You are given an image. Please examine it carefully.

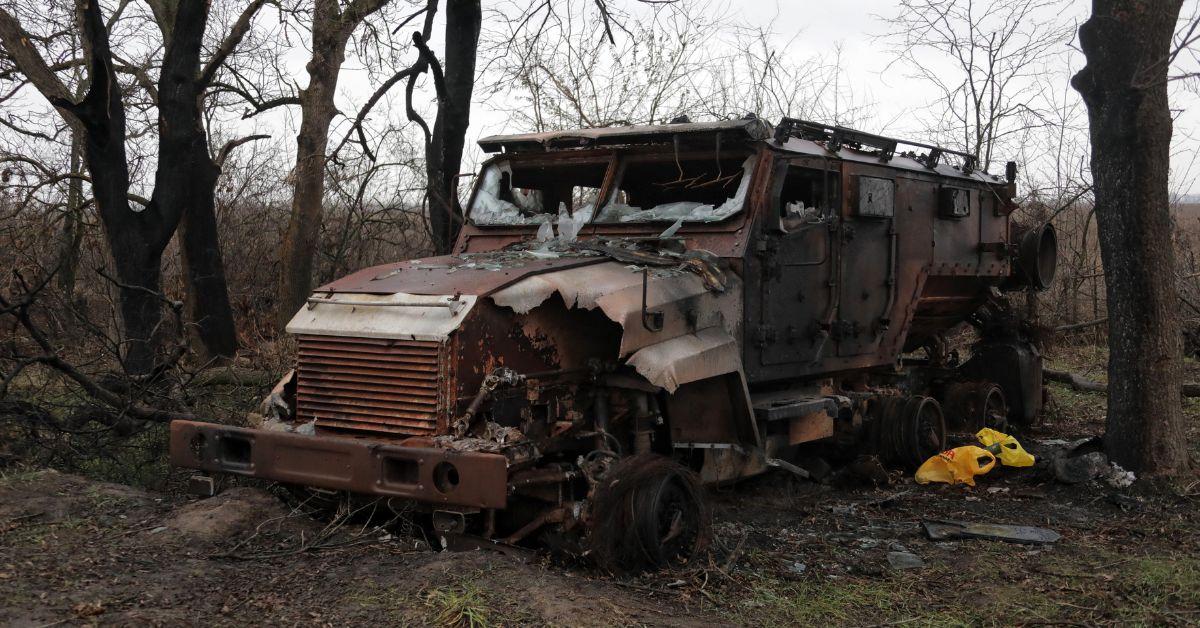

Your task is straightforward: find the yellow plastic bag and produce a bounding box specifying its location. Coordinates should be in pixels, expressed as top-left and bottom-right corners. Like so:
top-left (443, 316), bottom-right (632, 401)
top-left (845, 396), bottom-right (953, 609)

top-left (915, 446), bottom-right (997, 486)
top-left (976, 428), bottom-right (1035, 467)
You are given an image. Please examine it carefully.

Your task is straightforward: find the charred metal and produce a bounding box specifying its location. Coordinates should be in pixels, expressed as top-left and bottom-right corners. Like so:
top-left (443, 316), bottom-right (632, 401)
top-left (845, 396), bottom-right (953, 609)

top-left (169, 117), bottom-right (1057, 570)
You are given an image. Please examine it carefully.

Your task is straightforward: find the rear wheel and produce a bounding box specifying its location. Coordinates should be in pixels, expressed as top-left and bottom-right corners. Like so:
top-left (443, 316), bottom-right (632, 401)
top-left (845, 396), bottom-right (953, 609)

top-left (633, 468), bottom-right (705, 568)
top-left (873, 395), bottom-right (946, 469)
top-left (589, 454), bottom-right (709, 572)
top-left (943, 382), bottom-right (1009, 434)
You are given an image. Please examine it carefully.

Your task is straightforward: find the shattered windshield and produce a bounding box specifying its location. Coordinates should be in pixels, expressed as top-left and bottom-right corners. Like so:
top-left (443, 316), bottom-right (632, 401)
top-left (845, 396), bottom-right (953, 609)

top-left (468, 153), bottom-right (754, 227)
top-left (594, 154), bottom-right (754, 224)
top-left (468, 159), bottom-right (608, 226)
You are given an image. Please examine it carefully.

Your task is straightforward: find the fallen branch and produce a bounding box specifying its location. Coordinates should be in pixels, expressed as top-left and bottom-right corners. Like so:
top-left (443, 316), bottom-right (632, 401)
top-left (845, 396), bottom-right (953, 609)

top-left (1045, 368), bottom-right (1200, 397)
top-left (1054, 318), bottom-right (1107, 333)
top-left (189, 367), bottom-right (276, 388)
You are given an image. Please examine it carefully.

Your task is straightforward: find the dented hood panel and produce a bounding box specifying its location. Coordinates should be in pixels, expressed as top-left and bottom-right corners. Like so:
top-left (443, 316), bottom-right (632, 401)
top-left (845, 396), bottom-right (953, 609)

top-left (491, 260), bottom-right (742, 358)
top-left (315, 253), bottom-right (607, 297)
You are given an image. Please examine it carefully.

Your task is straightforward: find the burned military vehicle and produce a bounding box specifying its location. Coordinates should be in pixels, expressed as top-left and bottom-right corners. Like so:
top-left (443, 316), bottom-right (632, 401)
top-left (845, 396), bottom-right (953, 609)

top-left (171, 118), bottom-right (1056, 569)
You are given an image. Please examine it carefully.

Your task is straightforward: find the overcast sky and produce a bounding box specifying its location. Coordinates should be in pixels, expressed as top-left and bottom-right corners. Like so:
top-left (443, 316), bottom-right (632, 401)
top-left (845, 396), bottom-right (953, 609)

top-left (448, 0), bottom-right (1200, 197)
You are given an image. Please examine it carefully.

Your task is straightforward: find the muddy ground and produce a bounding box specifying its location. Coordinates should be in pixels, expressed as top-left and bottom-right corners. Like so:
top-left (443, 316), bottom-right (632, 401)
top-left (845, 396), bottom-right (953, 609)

top-left (3, 345), bottom-right (1200, 627)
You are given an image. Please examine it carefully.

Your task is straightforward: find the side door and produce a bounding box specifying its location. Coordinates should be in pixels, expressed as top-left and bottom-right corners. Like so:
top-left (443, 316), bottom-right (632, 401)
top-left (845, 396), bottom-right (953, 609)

top-left (754, 156), bottom-right (842, 368)
top-left (836, 167), bottom-right (899, 357)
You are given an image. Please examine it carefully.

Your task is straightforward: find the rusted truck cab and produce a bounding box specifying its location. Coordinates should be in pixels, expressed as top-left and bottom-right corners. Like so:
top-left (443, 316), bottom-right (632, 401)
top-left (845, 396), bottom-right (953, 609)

top-left (171, 118), bottom-right (1055, 568)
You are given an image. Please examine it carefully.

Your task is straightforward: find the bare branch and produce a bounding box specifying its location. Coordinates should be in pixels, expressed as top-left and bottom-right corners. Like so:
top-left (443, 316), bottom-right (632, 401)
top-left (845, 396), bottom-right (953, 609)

top-left (199, 0), bottom-right (270, 88)
top-left (214, 133), bottom-right (270, 168)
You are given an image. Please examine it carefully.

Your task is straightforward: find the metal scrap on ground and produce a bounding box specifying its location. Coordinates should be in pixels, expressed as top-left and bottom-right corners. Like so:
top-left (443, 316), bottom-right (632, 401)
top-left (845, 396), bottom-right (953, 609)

top-left (922, 519), bottom-right (1061, 544)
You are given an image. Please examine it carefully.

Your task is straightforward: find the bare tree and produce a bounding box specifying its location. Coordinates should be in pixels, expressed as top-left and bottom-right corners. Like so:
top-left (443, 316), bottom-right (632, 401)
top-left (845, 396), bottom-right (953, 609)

top-left (0, 0), bottom-right (269, 370)
top-left (419, 0), bottom-right (481, 255)
top-left (0, 0), bottom-right (161, 373)
top-left (485, 2), bottom-right (872, 134)
top-left (1071, 0), bottom-right (1190, 474)
top-left (148, 0), bottom-right (269, 362)
top-left (273, 0), bottom-right (394, 328)
top-left (879, 0), bottom-right (1074, 171)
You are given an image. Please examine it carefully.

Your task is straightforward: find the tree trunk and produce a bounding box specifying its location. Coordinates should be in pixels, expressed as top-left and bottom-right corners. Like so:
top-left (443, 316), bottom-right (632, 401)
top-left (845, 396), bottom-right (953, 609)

top-left (1071, 0), bottom-right (1188, 474)
top-left (69, 0), bottom-right (170, 375)
top-left (276, 0), bottom-right (389, 328)
top-left (426, 0), bottom-right (481, 255)
top-left (152, 0), bottom-right (238, 361)
top-left (58, 130), bottom-right (85, 296)
top-left (276, 49), bottom-right (342, 328)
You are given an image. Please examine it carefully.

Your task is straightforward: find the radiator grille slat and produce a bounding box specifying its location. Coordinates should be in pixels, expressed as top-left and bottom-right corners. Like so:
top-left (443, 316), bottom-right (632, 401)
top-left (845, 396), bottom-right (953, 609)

top-left (295, 335), bottom-right (443, 437)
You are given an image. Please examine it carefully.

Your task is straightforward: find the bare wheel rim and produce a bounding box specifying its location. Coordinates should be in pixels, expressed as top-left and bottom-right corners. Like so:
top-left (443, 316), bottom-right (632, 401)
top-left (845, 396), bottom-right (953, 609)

top-left (634, 472), bottom-right (702, 568)
top-left (982, 386), bottom-right (1009, 432)
top-left (905, 397), bottom-right (946, 469)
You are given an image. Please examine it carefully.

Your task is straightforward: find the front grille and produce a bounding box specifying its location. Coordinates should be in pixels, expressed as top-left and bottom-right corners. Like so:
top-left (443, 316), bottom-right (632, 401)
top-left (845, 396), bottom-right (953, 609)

top-left (295, 335), bottom-right (443, 437)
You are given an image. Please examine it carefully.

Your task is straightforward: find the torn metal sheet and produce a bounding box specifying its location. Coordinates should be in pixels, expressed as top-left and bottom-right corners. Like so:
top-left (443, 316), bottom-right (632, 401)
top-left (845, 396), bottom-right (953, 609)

top-left (285, 292), bottom-right (478, 342)
top-left (626, 327), bottom-right (741, 393)
top-left (922, 519), bottom-right (1061, 545)
top-left (490, 260), bottom-right (741, 357)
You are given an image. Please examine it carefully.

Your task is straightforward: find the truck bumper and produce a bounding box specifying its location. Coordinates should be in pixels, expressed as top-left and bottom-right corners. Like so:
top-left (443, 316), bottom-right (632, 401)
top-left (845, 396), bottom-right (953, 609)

top-left (169, 420), bottom-right (508, 509)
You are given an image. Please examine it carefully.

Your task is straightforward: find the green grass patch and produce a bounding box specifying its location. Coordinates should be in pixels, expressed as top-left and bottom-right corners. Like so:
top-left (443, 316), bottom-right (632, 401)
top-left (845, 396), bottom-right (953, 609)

top-left (724, 572), bottom-right (918, 626)
top-left (1112, 556), bottom-right (1200, 623)
top-left (424, 581), bottom-right (492, 628)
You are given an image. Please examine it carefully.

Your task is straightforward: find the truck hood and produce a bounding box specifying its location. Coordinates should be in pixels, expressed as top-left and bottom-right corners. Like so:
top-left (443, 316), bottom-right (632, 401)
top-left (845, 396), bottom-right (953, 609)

top-left (290, 243), bottom-right (744, 392)
top-left (313, 251), bottom-right (609, 298)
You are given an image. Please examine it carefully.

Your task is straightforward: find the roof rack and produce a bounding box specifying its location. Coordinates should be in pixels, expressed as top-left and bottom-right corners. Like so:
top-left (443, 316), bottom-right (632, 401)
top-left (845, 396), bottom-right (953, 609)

top-left (773, 118), bottom-right (979, 174)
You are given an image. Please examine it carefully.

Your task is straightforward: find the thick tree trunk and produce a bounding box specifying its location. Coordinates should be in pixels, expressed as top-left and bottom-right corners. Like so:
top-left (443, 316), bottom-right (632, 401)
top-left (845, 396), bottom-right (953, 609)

top-left (70, 0), bottom-right (170, 375)
top-left (276, 0), bottom-right (388, 327)
top-left (426, 0), bottom-right (481, 254)
top-left (1071, 0), bottom-right (1188, 474)
top-left (152, 0), bottom-right (238, 361)
top-left (276, 53), bottom-right (341, 329)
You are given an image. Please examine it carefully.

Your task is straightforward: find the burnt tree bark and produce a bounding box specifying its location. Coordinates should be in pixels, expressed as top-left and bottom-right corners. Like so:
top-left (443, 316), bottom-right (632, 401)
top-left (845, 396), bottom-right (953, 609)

top-left (424, 0), bottom-right (481, 254)
top-left (0, 0), bottom-right (167, 374)
top-left (1, 0), bottom-right (264, 371)
top-left (275, 0), bottom-right (390, 328)
top-left (147, 0), bottom-right (254, 362)
top-left (1071, 0), bottom-right (1189, 474)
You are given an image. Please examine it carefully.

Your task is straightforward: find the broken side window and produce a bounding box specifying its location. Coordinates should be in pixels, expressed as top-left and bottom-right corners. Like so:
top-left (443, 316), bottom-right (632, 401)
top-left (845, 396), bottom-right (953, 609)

top-left (468, 159), bottom-right (609, 226)
top-left (593, 154), bottom-right (755, 224)
top-left (779, 165), bottom-right (840, 230)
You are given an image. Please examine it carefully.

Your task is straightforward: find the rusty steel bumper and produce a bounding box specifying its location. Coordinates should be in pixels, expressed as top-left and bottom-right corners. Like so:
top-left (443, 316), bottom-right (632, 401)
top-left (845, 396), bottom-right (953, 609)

top-left (169, 420), bottom-right (508, 509)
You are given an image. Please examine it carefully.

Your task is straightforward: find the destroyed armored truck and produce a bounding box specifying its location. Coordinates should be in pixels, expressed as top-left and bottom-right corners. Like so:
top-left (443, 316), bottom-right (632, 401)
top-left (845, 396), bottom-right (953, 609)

top-left (170, 118), bottom-right (1057, 568)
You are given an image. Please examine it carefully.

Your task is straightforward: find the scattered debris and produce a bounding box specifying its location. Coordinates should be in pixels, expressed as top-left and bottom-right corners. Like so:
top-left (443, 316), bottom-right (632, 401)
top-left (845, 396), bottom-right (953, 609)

top-left (1104, 463), bottom-right (1136, 488)
top-left (922, 519), bottom-right (1061, 545)
top-left (1106, 493), bottom-right (1142, 511)
top-left (1054, 451), bottom-right (1109, 484)
top-left (886, 551), bottom-right (925, 570)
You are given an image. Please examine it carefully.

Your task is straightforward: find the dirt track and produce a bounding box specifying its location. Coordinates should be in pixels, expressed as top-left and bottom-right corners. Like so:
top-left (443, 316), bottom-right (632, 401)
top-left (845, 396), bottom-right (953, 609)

top-left (4, 436), bottom-right (1200, 627)
top-left (4, 346), bottom-right (1200, 626)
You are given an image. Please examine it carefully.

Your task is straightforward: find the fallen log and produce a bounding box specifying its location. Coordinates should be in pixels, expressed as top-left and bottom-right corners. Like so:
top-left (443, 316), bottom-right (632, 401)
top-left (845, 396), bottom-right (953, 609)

top-left (1054, 318), bottom-right (1107, 333)
top-left (189, 367), bottom-right (277, 388)
top-left (1044, 368), bottom-right (1200, 397)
